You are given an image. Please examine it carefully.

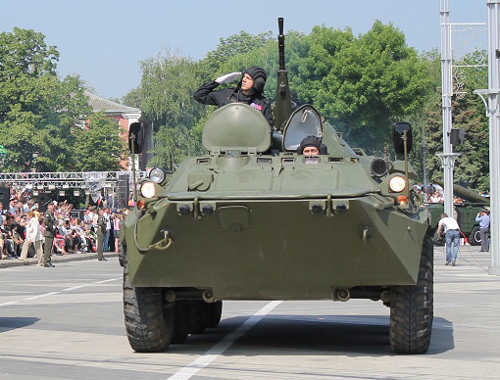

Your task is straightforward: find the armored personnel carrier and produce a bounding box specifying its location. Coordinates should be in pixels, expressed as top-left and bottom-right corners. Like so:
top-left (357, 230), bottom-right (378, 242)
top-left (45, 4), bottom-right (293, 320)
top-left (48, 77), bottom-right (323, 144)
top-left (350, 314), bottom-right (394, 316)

top-left (121, 19), bottom-right (433, 355)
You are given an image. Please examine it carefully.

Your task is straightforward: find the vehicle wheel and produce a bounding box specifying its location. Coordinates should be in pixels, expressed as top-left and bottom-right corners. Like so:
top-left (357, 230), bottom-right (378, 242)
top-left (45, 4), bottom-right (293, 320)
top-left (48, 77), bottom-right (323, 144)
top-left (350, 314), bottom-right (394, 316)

top-left (204, 301), bottom-right (223, 328)
top-left (118, 243), bottom-right (126, 267)
top-left (469, 226), bottom-right (481, 246)
top-left (171, 301), bottom-right (189, 344)
top-left (189, 301), bottom-right (207, 334)
top-left (123, 257), bottom-right (173, 352)
top-left (390, 231), bottom-right (433, 354)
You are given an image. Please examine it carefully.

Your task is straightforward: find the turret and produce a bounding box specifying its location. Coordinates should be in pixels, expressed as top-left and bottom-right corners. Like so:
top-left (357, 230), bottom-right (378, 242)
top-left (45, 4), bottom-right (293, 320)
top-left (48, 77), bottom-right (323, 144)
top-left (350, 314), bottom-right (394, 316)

top-left (274, 18), bottom-right (292, 131)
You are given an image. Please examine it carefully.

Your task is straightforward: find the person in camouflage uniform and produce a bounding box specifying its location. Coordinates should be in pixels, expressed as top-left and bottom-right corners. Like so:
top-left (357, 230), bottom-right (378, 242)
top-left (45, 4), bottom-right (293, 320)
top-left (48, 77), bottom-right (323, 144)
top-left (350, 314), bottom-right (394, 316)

top-left (42, 202), bottom-right (56, 267)
top-left (96, 208), bottom-right (107, 261)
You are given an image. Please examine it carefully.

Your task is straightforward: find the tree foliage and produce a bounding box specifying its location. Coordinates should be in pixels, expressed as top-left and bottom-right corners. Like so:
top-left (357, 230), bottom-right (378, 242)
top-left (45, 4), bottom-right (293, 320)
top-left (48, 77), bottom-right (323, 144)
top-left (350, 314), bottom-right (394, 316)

top-left (287, 22), bottom-right (432, 152)
top-left (0, 28), bottom-right (91, 171)
top-left (416, 50), bottom-right (489, 191)
top-left (72, 112), bottom-right (126, 171)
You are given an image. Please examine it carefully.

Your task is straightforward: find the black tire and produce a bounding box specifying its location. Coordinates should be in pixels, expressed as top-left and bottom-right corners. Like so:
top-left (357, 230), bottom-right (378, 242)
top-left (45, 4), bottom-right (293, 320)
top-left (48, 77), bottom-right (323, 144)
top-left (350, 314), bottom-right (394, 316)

top-left (189, 301), bottom-right (207, 334)
top-left (204, 301), bottom-right (223, 328)
top-left (123, 256), bottom-right (173, 352)
top-left (390, 231), bottom-right (433, 354)
top-left (469, 226), bottom-right (481, 246)
top-left (118, 243), bottom-right (126, 267)
top-left (171, 301), bottom-right (189, 344)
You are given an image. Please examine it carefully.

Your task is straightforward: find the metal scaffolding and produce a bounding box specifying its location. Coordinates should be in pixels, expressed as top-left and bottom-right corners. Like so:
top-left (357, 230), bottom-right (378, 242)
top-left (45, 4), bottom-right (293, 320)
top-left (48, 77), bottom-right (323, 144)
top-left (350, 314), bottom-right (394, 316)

top-left (0, 171), bottom-right (147, 193)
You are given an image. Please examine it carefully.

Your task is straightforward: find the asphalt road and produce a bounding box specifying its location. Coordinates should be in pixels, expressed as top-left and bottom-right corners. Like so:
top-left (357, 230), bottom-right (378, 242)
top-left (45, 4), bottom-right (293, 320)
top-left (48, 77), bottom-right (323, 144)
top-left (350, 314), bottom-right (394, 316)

top-left (0, 245), bottom-right (499, 380)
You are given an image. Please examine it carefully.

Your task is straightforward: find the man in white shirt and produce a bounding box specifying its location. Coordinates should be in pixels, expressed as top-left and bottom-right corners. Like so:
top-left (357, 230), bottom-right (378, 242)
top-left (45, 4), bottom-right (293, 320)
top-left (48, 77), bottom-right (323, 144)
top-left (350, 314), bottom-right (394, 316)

top-left (437, 213), bottom-right (461, 266)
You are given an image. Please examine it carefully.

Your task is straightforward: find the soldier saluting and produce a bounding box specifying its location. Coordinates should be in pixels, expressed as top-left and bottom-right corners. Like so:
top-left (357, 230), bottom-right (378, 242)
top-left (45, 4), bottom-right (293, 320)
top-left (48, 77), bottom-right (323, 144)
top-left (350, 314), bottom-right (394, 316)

top-left (42, 201), bottom-right (56, 267)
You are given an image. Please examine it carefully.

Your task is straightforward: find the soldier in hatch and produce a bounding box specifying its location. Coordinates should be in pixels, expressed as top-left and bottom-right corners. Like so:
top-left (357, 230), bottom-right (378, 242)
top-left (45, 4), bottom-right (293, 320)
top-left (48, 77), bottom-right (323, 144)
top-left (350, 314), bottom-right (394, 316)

top-left (297, 135), bottom-right (328, 155)
top-left (193, 66), bottom-right (273, 126)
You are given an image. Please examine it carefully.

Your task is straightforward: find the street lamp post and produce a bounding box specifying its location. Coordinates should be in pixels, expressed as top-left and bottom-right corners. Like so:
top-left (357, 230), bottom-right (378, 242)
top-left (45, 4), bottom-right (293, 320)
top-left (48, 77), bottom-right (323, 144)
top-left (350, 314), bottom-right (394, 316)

top-left (440, 0), bottom-right (456, 217)
top-left (474, 0), bottom-right (500, 275)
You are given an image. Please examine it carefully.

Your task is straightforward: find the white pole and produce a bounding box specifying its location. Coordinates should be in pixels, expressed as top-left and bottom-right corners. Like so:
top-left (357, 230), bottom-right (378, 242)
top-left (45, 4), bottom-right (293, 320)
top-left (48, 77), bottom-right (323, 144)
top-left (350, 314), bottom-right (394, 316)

top-left (487, 0), bottom-right (500, 275)
top-left (440, 0), bottom-right (456, 217)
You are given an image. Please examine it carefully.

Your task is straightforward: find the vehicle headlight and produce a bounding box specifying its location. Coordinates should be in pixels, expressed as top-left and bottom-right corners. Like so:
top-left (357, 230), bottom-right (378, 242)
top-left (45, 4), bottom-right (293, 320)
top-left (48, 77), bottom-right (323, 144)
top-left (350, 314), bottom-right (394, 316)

top-left (388, 175), bottom-right (406, 193)
top-left (149, 167), bottom-right (166, 184)
top-left (140, 182), bottom-right (156, 199)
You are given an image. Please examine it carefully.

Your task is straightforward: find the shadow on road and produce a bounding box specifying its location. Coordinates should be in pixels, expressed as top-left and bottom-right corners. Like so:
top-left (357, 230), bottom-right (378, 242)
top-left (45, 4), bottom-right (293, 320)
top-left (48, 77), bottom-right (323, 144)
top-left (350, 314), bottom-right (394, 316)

top-left (172, 314), bottom-right (454, 356)
top-left (0, 316), bottom-right (40, 333)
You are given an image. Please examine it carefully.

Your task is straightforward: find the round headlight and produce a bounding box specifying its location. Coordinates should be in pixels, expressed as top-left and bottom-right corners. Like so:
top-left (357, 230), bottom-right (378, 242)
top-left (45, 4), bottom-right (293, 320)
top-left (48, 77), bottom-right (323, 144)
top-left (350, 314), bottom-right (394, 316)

top-left (389, 175), bottom-right (407, 193)
top-left (149, 167), bottom-right (166, 184)
top-left (140, 182), bottom-right (156, 199)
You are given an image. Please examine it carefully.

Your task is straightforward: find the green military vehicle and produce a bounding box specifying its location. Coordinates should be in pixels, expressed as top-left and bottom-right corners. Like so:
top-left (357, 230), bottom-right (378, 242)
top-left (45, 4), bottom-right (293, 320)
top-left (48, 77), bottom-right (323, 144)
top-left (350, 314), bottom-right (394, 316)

top-left (120, 19), bottom-right (433, 355)
top-left (426, 182), bottom-right (490, 245)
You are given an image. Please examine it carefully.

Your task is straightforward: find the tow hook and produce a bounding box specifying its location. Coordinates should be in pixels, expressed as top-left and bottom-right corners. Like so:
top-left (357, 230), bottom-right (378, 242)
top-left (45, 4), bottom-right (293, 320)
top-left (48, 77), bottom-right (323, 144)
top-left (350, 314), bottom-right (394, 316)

top-left (149, 230), bottom-right (173, 251)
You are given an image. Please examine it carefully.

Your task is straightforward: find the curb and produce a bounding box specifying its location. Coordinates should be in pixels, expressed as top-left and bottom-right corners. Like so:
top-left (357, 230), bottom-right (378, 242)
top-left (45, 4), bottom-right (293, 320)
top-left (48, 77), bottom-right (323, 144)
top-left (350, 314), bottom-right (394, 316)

top-left (0, 252), bottom-right (119, 268)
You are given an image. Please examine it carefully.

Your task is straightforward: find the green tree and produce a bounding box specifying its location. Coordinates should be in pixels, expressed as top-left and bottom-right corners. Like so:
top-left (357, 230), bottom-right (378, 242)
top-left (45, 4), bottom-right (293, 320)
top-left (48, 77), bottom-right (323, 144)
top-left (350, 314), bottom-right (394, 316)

top-left (0, 28), bottom-right (91, 171)
top-left (202, 31), bottom-right (273, 75)
top-left (73, 112), bottom-right (126, 171)
top-left (137, 50), bottom-right (206, 165)
top-left (121, 87), bottom-right (143, 109)
top-left (287, 22), bottom-right (432, 153)
top-left (416, 50), bottom-right (489, 192)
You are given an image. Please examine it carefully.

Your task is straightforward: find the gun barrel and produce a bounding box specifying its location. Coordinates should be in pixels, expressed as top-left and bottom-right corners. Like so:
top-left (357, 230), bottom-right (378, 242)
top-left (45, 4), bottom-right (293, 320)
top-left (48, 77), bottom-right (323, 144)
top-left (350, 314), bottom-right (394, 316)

top-left (278, 17), bottom-right (285, 70)
top-left (275, 17), bottom-right (292, 130)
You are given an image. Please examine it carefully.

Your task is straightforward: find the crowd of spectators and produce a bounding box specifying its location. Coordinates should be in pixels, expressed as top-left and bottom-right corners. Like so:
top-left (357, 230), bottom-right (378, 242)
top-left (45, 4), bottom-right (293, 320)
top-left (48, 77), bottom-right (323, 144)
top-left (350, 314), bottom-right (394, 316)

top-left (0, 187), bottom-right (124, 261)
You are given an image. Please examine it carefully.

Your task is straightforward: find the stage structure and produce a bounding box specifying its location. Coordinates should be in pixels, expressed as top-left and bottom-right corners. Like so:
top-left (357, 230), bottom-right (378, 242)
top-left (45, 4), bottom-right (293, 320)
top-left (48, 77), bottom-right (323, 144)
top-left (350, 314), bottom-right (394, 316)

top-left (0, 171), bottom-right (147, 210)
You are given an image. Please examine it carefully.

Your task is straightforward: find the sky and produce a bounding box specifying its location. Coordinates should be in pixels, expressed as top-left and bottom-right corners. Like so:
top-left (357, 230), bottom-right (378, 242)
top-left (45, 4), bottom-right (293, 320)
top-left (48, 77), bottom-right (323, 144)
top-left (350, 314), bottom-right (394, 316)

top-left (0, 0), bottom-right (488, 100)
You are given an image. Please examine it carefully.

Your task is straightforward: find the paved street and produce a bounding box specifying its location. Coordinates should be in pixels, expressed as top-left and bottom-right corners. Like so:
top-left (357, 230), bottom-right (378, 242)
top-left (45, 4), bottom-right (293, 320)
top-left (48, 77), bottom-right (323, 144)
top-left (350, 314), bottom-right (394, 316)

top-left (0, 245), bottom-right (499, 380)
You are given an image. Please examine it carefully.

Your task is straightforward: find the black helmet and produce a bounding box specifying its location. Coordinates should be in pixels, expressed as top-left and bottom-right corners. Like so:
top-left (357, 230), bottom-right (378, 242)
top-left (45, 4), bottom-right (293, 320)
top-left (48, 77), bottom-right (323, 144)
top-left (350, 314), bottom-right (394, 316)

top-left (243, 66), bottom-right (267, 94)
top-left (297, 135), bottom-right (322, 154)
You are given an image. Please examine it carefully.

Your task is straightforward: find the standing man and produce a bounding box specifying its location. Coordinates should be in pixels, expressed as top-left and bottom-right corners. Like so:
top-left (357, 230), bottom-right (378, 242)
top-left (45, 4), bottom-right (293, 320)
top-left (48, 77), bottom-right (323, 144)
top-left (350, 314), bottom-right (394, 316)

top-left (475, 209), bottom-right (490, 252)
top-left (437, 213), bottom-right (461, 266)
top-left (96, 208), bottom-right (107, 261)
top-left (42, 202), bottom-right (56, 267)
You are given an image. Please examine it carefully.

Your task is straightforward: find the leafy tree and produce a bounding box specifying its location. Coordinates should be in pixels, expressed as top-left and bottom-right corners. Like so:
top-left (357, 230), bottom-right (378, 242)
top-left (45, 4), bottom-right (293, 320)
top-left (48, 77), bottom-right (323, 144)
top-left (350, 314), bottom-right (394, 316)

top-left (121, 87), bottom-right (143, 109)
top-left (72, 112), bottom-right (126, 171)
top-left (140, 50), bottom-right (204, 128)
top-left (419, 50), bottom-right (489, 192)
top-left (0, 28), bottom-right (91, 171)
top-left (202, 31), bottom-right (273, 75)
top-left (287, 22), bottom-right (432, 153)
top-left (135, 50), bottom-right (205, 166)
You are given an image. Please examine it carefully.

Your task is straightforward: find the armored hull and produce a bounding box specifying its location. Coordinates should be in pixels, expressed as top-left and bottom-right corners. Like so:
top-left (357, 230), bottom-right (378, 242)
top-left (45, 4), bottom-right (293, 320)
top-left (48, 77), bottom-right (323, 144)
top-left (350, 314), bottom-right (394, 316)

top-left (125, 156), bottom-right (428, 299)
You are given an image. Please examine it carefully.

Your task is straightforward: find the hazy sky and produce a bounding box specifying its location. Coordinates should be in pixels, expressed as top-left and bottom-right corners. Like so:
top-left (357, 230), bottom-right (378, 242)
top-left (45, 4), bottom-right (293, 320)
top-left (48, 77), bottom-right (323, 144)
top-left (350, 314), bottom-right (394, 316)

top-left (0, 0), bottom-right (488, 100)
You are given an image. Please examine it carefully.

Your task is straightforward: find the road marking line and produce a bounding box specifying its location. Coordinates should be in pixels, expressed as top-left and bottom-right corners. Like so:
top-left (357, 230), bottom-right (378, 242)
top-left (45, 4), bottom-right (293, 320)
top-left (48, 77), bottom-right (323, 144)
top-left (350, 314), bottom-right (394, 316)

top-left (0, 278), bottom-right (121, 307)
top-left (167, 300), bottom-right (282, 380)
top-left (94, 277), bottom-right (121, 284)
top-left (24, 292), bottom-right (60, 300)
top-left (0, 301), bottom-right (20, 307)
top-left (63, 285), bottom-right (89, 291)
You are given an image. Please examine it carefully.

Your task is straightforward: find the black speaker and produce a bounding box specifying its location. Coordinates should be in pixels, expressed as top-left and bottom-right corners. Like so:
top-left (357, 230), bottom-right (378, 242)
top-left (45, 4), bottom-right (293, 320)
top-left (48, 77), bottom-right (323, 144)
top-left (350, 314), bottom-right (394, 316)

top-left (0, 186), bottom-right (10, 210)
top-left (117, 174), bottom-right (130, 209)
top-left (450, 128), bottom-right (466, 145)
